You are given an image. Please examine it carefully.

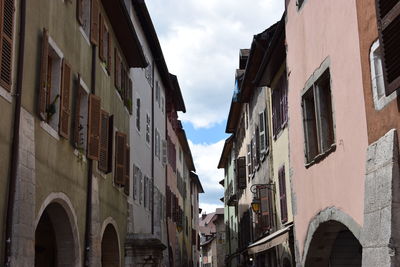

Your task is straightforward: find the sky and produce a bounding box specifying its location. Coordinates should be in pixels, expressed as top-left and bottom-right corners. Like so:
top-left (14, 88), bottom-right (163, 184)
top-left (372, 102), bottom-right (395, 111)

top-left (146, 0), bottom-right (285, 214)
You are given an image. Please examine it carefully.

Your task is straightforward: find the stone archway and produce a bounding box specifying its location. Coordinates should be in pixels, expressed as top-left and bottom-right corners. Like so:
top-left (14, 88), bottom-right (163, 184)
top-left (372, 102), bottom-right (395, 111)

top-left (35, 202), bottom-right (78, 267)
top-left (101, 224), bottom-right (120, 267)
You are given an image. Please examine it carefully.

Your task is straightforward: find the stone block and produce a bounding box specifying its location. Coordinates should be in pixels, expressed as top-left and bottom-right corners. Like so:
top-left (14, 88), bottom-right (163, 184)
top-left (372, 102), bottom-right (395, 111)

top-left (362, 247), bottom-right (391, 267)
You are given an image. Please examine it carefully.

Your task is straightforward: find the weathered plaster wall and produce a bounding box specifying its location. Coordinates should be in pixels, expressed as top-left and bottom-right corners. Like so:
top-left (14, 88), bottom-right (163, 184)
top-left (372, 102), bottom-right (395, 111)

top-left (285, 0), bottom-right (368, 259)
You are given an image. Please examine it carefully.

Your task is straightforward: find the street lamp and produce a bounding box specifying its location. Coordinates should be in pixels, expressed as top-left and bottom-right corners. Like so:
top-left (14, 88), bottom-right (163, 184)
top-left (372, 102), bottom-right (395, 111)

top-left (250, 183), bottom-right (275, 214)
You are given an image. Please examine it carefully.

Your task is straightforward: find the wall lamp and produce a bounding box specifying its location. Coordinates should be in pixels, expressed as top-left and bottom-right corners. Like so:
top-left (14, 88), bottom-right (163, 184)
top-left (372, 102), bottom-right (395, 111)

top-left (250, 183), bottom-right (275, 214)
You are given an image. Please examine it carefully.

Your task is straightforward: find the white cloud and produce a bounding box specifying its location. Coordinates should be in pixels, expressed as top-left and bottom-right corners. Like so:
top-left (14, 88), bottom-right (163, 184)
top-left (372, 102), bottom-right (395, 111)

top-left (147, 0), bottom-right (284, 129)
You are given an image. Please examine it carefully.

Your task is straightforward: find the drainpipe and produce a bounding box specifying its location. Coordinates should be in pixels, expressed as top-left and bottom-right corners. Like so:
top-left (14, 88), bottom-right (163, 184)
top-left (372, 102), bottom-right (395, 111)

top-left (151, 59), bottom-right (155, 234)
top-left (83, 44), bottom-right (97, 267)
top-left (4, 0), bottom-right (27, 265)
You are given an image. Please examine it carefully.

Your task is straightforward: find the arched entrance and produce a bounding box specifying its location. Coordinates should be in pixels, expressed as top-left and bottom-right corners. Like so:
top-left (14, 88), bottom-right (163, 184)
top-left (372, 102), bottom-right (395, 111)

top-left (101, 224), bottom-right (120, 267)
top-left (305, 220), bottom-right (362, 267)
top-left (35, 202), bottom-right (77, 267)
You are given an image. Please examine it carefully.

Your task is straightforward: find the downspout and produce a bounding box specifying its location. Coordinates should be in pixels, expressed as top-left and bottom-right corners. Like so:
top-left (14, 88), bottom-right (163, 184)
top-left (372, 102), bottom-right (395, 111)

top-left (84, 44), bottom-right (97, 267)
top-left (151, 59), bottom-right (155, 234)
top-left (4, 0), bottom-right (27, 265)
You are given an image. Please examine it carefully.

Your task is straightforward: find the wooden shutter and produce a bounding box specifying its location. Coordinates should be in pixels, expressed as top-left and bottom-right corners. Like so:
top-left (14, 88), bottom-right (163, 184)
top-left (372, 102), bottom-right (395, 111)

top-left (124, 145), bottom-right (130, 195)
top-left (98, 110), bottom-right (109, 172)
top-left (107, 115), bottom-right (114, 173)
top-left (76, 0), bottom-right (83, 25)
top-left (236, 156), bottom-right (246, 189)
top-left (0, 0), bottom-right (14, 91)
top-left (90, 0), bottom-right (99, 45)
top-left (259, 111), bottom-right (267, 154)
top-left (107, 36), bottom-right (112, 72)
top-left (59, 60), bottom-right (71, 139)
top-left (87, 94), bottom-right (101, 160)
top-left (247, 144), bottom-right (251, 179)
top-left (114, 48), bottom-right (120, 89)
top-left (99, 14), bottom-right (105, 61)
top-left (376, 0), bottom-right (400, 95)
top-left (38, 28), bottom-right (49, 120)
top-left (260, 188), bottom-right (271, 232)
top-left (279, 167), bottom-right (288, 222)
top-left (255, 127), bottom-right (260, 165)
top-left (114, 131), bottom-right (126, 185)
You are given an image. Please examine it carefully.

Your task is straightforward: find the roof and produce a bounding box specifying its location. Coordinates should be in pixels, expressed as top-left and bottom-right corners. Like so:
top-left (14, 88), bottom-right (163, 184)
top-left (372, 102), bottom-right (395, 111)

top-left (131, 0), bottom-right (174, 92)
top-left (177, 123), bottom-right (195, 171)
top-left (225, 70), bottom-right (245, 133)
top-left (217, 135), bottom-right (234, 168)
top-left (255, 14), bottom-right (286, 87)
top-left (101, 0), bottom-right (147, 67)
top-left (169, 74), bottom-right (186, 112)
top-left (190, 171), bottom-right (204, 193)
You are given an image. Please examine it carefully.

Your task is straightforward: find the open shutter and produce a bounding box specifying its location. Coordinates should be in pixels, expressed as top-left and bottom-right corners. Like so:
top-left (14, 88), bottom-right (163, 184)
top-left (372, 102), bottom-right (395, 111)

top-left (59, 60), bottom-right (71, 139)
top-left (251, 137), bottom-right (256, 173)
top-left (260, 188), bottom-right (271, 232)
top-left (279, 167), bottom-right (288, 222)
top-left (0, 0), bottom-right (14, 91)
top-left (76, 0), bottom-right (83, 25)
top-left (107, 115), bottom-right (113, 173)
top-left (38, 28), bottom-right (49, 120)
top-left (90, 0), bottom-right (99, 45)
top-left (99, 14), bottom-right (105, 61)
top-left (98, 110), bottom-right (109, 172)
top-left (259, 111), bottom-right (267, 154)
top-left (247, 144), bottom-right (251, 179)
top-left (87, 94), bottom-right (101, 160)
top-left (236, 156), bottom-right (246, 189)
top-left (376, 0), bottom-right (400, 95)
top-left (114, 131), bottom-right (126, 185)
top-left (124, 145), bottom-right (130, 195)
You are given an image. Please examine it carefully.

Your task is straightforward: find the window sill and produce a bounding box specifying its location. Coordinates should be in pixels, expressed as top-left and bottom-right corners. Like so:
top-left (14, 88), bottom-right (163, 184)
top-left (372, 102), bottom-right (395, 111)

top-left (305, 143), bottom-right (336, 169)
top-left (0, 85), bottom-right (12, 103)
top-left (40, 121), bottom-right (60, 141)
top-left (100, 62), bottom-right (110, 76)
top-left (273, 121), bottom-right (287, 141)
top-left (79, 26), bottom-right (91, 46)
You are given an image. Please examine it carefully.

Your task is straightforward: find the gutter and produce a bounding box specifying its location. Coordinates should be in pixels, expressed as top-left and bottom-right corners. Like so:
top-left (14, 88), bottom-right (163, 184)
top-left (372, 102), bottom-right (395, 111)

top-left (84, 44), bottom-right (97, 267)
top-left (4, 0), bottom-right (27, 265)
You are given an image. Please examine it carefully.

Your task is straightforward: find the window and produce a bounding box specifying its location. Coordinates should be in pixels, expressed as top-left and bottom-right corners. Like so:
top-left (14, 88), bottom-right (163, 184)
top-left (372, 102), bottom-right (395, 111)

top-left (38, 30), bottom-right (73, 138)
top-left (74, 80), bottom-right (89, 151)
top-left (77, 0), bottom-right (99, 45)
top-left (247, 144), bottom-right (252, 179)
top-left (259, 188), bottom-right (273, 232)
top-left (98, 111), bottom-right (113, 173)
top-left (146, 114), bottom-right (150, 143)
top-left (136, 98), bottom-right (141, 131)
top-left (139, 171), bottom-right (143, 204)
top-left (236, 156), bottom-right (246, 189)
top-left (155, 81), bottom-right (160, 107)
top-left (162, 139), bottom-right (167, 165)
top-left (167, 136), bottom-right (176, 171)
top-left (99, 15), bottom-right (111, 73)
top-left (370, 39), bottom-right (397, 110)
top-left (155, 129), bottom-right (160, 159)
top-left (375, 0), bottom-right (400, 96)
top-left (278, 166), bottom-right (288, 223)
top-left (114, 131), bottom-right (127, 186)
top-left (161, 97), bottom-right (165, 114)
top-left (259, 110), bottom-right (269, 155)
top-left (272, 72), bottom-right (288, 137)
top-left (144, 176), bottom-right (148, 208)
top-left (302, 68), bottom-right (334, 164)
top-left (0, 0), bottom-right (15, 91)
top-left (77, 0), bottom-right (91, 37)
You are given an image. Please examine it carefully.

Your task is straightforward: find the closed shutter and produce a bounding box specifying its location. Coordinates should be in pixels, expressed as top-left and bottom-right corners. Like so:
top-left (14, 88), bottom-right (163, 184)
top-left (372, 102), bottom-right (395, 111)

top-left (59, 60), bottom-right (71, 139)
top-left (38, 28), bottom-right (49, 120)
top-left (0, 0), bottom-right (14, 91)
top-left (236, 156), bottom-right (246, 189)
top-left (279, 167), bottom-right (288, 222)
top-left (90, 0), bottom-right (99, 45)
top-left (98, 110), bottom-right (109, 172)
top-left (376, 0), bottom-right (400, 95)
top-left (107, 115), bottom-right (113, 173)
top-left (114, 48), bottom-right (120, 89)
top-left (87, 94), bottom-right (101, 160)
top-left (124, 145), bottom-right (130, 195)
top-left (114, 131), bottom-right (126, 185)
top-left (76, 0), bottom-right (83, 25)
top-left (99, 14), bottom-right (105, 61)
top-left (260, 188), bottom-right (271, 232)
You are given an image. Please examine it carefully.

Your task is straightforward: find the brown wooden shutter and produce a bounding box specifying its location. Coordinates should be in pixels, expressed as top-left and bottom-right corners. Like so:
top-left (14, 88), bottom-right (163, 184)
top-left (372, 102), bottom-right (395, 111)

top-left (0, 0), bottom-right (14, 91)
top-left (279, 167), bottom-right (288, 222)
top-left (236, 156), bottom-right (246, 189)
top-left (260, 188), bottom-right (271, 232)
top-left (376, 0), bottom-right (400, 95)
top-left (90, 0), bottom-right (99, 45)
top-left (76, 0), bottom-right (83, 25)
top-left (99, 14), bottom-right (105, 61)
top-left (59, 60), bottom-right (71, 139)
top-left (114, 131), bottom-right (126, 185)
top-left (38, 28), bottom-right (49, 120)
top-left (114, 48), bottom-right (120, 89)
top-left (128, 78), bottom-right (133, 113)
top-left (87, 94), bottom-right (101, 160)
top-left (124, 145), bottom-right (130, 195)
top-left (107, 115), bottom-right (114, 173)
top-left (98, 110), bottom-right (109, 172)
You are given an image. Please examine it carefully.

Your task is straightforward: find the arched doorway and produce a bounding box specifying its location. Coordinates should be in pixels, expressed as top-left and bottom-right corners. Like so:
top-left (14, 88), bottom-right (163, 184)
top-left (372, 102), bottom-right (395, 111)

top-left (101, 224), bottom-right (120, 267)
top-left (305, 220), bottom-right (362, 267)
top-left (35, 202), bottom-right (77, 267)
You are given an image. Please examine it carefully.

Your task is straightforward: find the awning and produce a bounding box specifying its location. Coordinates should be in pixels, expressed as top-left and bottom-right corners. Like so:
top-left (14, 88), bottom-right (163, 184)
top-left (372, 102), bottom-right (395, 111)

top-left (247, 224), bottom-right (292, 255)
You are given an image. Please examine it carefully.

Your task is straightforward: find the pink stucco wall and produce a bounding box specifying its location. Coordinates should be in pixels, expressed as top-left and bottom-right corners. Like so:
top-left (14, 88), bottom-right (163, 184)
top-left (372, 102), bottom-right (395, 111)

top-left (285, 0), bottom-right (368, 257)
